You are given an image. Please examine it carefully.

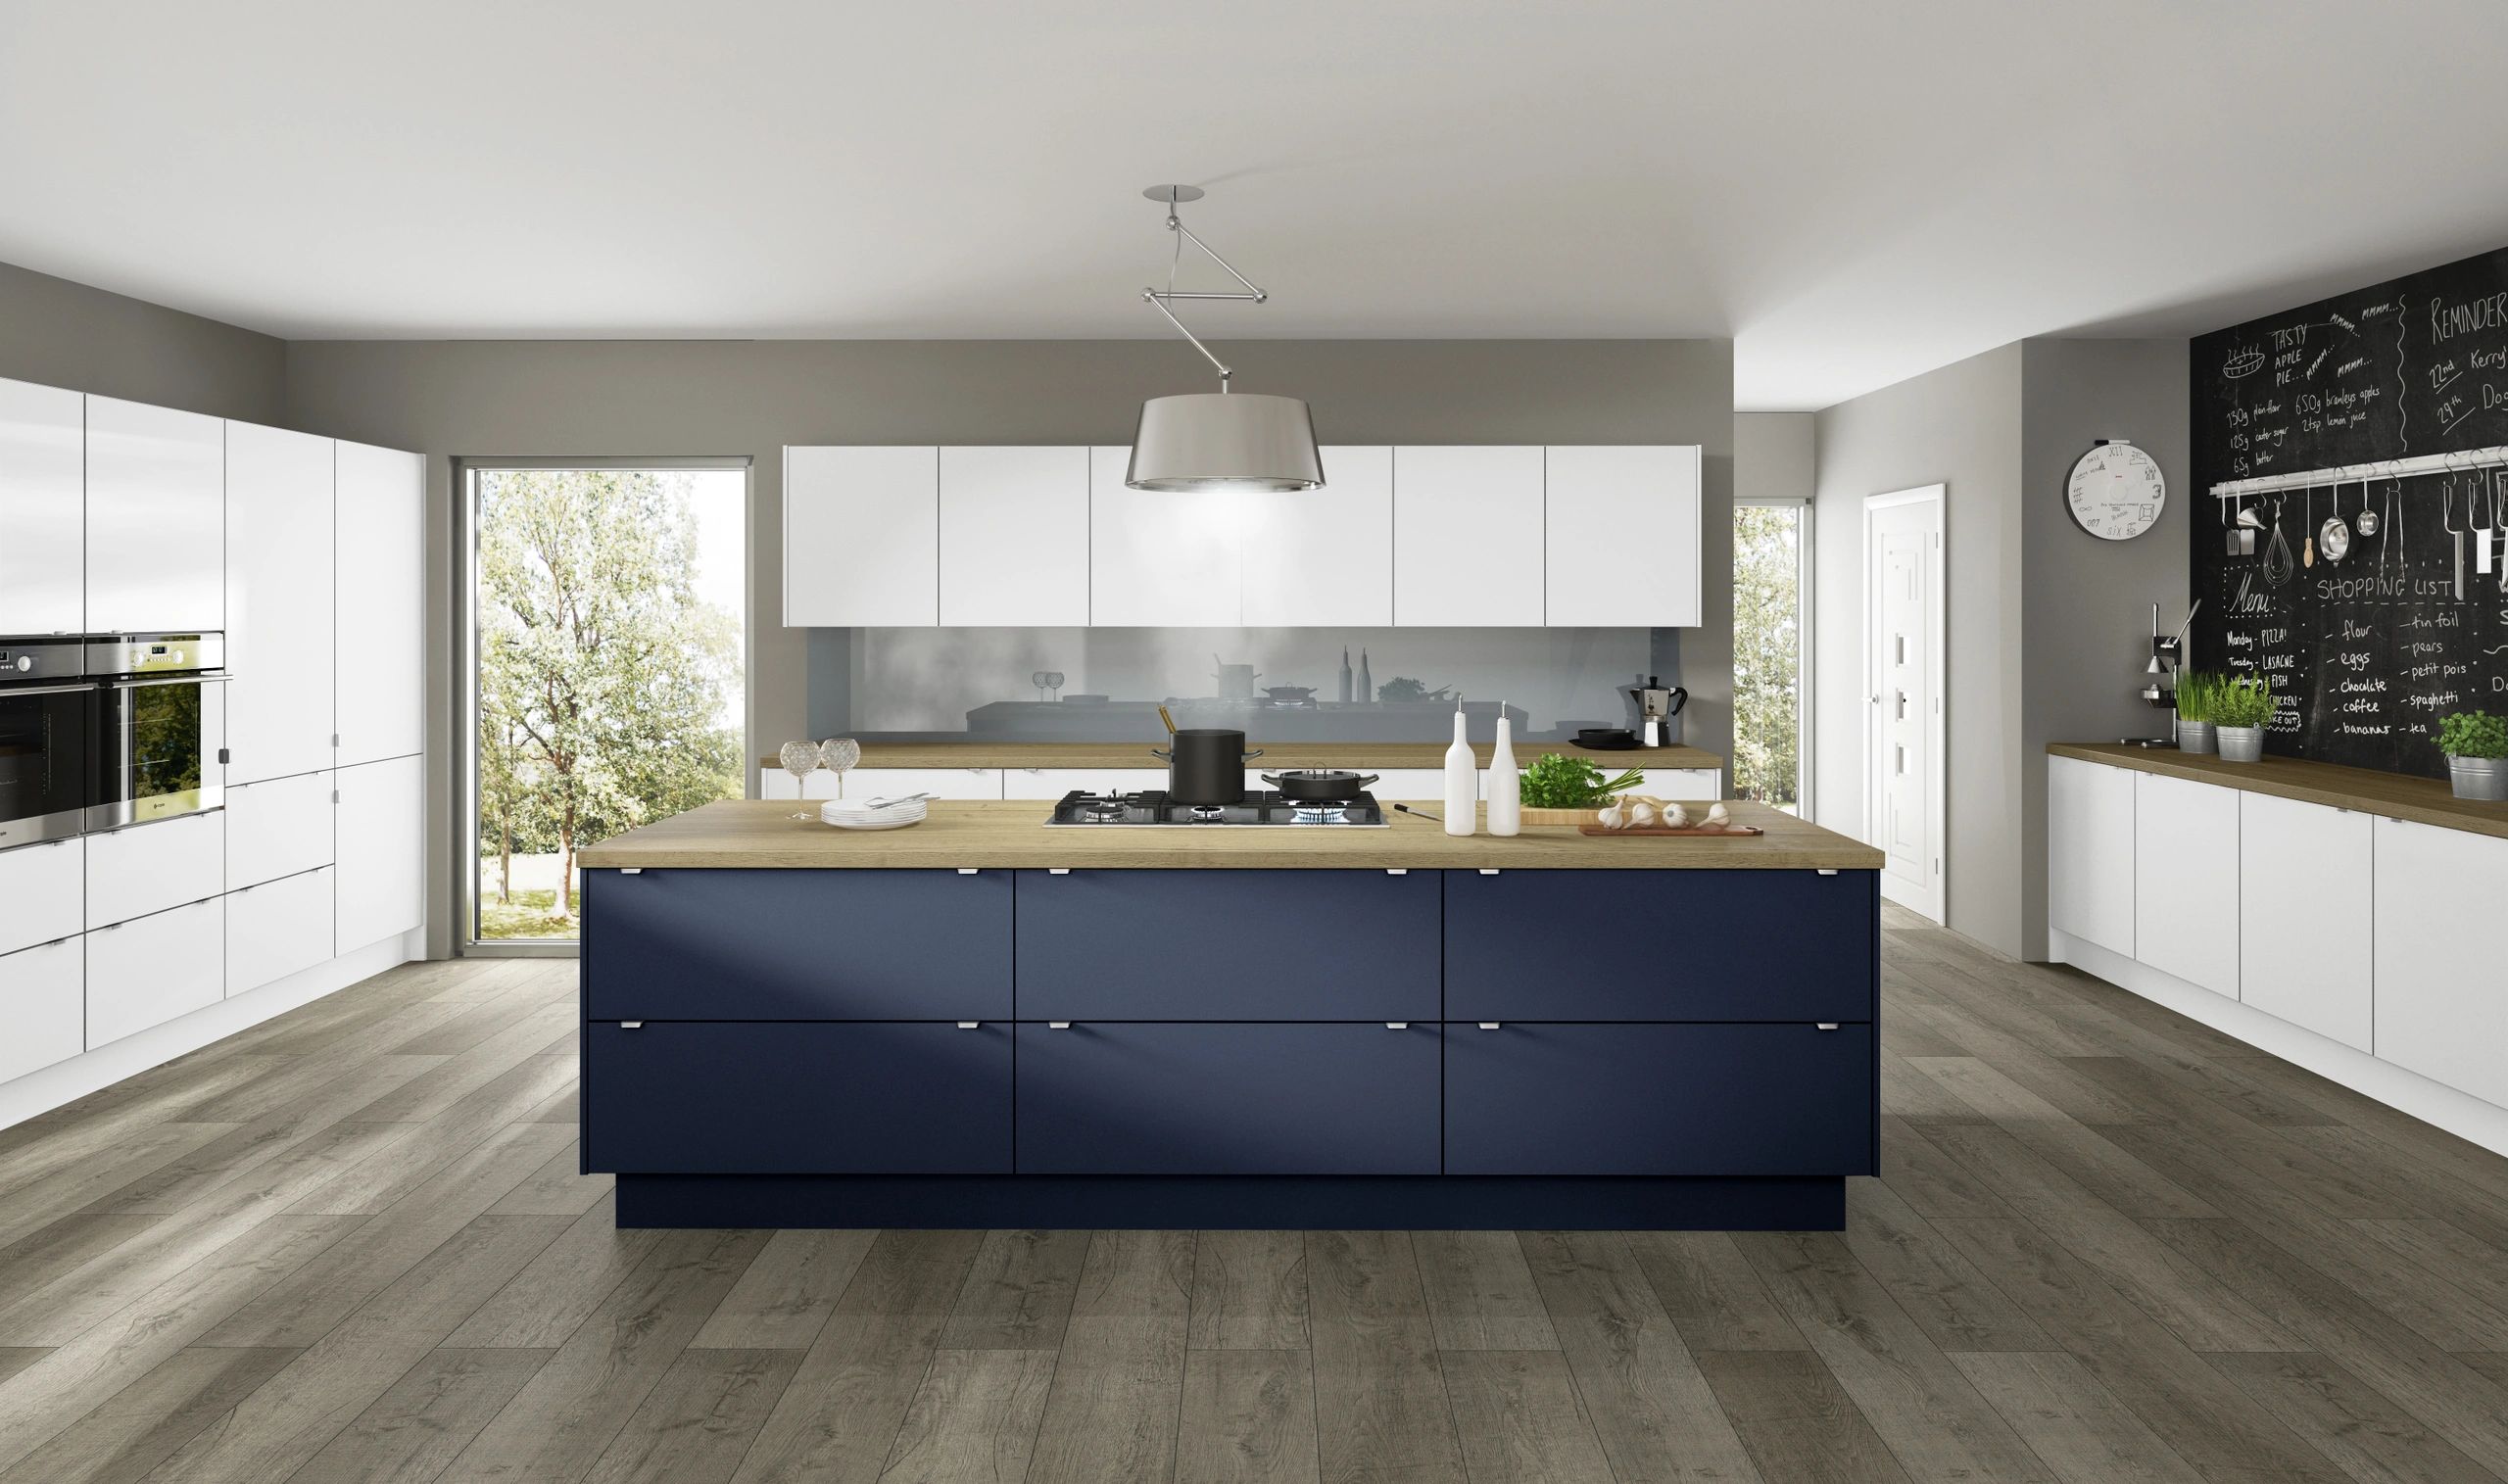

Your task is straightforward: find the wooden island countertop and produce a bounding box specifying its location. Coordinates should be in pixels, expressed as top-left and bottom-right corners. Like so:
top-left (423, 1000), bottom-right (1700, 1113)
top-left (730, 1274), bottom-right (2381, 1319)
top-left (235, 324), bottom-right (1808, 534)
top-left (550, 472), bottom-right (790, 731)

top-left (581, 798), bottom-right (1877, 871)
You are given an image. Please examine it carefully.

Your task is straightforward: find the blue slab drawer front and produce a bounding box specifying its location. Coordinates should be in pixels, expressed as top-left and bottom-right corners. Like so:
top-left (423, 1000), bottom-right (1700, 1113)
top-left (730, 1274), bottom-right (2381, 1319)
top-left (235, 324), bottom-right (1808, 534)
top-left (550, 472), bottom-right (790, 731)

top-left (1444, 1023), bottom-right (1875, 1176)
top-left (584, 1021), bottom-right (1010, 1173)
top-left (1445, 869), bottom-right (1875, 1022)
top-left (1016, 1022), bottom-right (1441, 1173)
top-left (584, 868), bottom-right (1010, 1021)
top-left (1016, 870), bottom-right (1440, 1021)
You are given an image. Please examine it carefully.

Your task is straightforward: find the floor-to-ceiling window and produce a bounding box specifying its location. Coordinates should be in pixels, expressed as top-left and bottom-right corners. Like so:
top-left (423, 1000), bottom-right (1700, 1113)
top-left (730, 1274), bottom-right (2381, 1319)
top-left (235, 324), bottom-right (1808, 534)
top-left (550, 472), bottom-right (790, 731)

top-left (1734, 497), bottom-right (1811, 812)
top-left (459, 461), bottom-right (748, 948)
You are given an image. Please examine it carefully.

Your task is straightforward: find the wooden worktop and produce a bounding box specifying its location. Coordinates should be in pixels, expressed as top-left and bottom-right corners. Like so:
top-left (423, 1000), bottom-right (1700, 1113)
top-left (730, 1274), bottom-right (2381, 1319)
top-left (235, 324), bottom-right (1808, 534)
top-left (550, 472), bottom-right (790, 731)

top-left (759, 741), bottom-right (1724, 771)
top-left (2050, 742), bottom-right (2508, 841)
top-left (581, 798), bottom-right (1876, 871)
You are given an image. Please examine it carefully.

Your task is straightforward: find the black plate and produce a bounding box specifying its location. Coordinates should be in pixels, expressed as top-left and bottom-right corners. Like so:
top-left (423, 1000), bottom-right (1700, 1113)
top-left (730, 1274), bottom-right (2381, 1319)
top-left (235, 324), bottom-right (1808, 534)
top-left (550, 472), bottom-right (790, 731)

top-left (1571, 739), bottom-right (1644, 750)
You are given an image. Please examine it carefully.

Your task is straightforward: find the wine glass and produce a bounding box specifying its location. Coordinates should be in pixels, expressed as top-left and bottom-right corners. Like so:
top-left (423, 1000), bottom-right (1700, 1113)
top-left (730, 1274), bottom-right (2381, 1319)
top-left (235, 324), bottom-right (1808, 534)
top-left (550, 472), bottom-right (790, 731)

top-left (1032, 670), bottom-right (1051, 702)
top-left (818, 738), bottom-right (861, 798)
top-left (779, 742), bottom-right (821, 819)
top-left (1042, 670), bottom-right (1066, 701)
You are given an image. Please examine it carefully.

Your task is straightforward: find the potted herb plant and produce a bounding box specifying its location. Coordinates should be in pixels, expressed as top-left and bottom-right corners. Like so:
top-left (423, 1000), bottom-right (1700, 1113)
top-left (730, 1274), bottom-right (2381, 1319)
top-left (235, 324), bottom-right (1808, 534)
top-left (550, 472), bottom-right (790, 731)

top-left (2211, 673), bottom-right (2273, 763)
top-left (2435, 711), bottom-right (2508, 801)
top-left (1516, 752), bottom-right (1647, 825)
top-left (2174, 670), bottom-right (2218, 755)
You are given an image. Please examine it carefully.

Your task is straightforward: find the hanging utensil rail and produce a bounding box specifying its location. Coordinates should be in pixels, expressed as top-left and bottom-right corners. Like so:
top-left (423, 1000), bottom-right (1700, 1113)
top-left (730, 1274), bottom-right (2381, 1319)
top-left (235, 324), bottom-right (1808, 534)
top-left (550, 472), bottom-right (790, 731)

top-left (2211, 445), bottom-right (2508, 499)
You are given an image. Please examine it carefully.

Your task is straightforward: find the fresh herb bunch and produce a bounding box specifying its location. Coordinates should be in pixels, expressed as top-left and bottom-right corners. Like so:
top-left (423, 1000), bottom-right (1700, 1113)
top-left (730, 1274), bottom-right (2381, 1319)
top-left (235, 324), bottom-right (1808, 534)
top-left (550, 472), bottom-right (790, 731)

top-left (2436, 710), bottom-right (2508, 760)
top-left (1517, 752), bottom-right (1647, 807)
top-left (2211, 673), bottom-right (2274, 730)
top-left (2173, 670), bottom-right (2219, 724)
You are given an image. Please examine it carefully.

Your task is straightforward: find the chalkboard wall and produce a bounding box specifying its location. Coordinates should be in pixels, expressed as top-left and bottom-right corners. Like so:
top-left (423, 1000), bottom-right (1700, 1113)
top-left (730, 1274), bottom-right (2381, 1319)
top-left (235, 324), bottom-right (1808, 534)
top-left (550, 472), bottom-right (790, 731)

top-left (2191, 243), bottom-right (2508, 777)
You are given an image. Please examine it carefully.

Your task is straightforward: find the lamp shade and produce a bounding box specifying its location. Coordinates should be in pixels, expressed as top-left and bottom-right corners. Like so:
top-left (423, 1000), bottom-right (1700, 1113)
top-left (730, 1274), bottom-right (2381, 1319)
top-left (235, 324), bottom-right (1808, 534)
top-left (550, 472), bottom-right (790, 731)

top-left (1126, 393), bottom-right (1325, 492)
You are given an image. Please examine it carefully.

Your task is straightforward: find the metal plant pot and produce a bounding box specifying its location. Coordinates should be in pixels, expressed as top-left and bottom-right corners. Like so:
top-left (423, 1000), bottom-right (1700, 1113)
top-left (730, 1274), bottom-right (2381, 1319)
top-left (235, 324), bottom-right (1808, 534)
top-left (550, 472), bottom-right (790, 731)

top-left (2177, 720), bottom-right (2216, 756)
top-left (2448, 754), bottom-right (2508, 801)
top-left (2216, 725), bottom-right (2264, 763)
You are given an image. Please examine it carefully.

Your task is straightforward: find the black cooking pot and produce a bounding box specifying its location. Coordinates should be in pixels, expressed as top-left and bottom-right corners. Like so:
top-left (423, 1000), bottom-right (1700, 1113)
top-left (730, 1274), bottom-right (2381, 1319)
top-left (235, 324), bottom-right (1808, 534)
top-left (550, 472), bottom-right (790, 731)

top-left (1261, 769), bottom-right (1379, 802)
top-left (1151, 729), bottom-right (1265, 804)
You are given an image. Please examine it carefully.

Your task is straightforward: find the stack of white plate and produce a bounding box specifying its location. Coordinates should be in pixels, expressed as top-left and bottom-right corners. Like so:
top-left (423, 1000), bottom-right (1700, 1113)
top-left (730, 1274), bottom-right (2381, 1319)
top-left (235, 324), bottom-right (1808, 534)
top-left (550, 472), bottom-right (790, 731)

top-left (821, 796), bottom-right (928, 831)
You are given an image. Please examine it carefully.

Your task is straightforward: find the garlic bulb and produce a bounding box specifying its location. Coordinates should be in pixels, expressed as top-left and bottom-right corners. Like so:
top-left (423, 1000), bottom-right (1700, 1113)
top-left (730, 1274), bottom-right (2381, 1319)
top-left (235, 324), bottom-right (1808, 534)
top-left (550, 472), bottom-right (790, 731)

top-left (1628, 799), bottom-right (1659, 829)
top-left (1598, 798), bottom-right (1630, 830)
top-left (1705, 801), bottom-right (1732, 828)
top-left (1662, 802), bottom-right (1691, 829)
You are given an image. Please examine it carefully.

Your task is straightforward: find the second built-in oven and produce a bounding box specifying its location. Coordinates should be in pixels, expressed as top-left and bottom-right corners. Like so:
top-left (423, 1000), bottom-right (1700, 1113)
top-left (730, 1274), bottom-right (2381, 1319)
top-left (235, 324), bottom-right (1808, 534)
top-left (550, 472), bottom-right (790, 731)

top-left (88, 634), bottom-right (227, 831)
top-left (0, 638), bottom-right (96, 850)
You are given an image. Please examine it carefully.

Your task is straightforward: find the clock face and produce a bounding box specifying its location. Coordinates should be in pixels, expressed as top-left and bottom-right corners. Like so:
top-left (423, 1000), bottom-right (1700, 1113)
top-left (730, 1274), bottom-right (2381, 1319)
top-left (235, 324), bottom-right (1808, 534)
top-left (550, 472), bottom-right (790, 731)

top-left (2066, 442), bottom-right (2166, 541)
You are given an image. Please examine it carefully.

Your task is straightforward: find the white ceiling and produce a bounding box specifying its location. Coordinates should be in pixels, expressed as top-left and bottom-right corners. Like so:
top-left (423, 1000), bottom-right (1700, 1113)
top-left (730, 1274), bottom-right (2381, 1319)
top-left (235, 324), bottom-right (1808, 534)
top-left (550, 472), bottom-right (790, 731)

top-left (6, 1), bottom-right (2508, 409)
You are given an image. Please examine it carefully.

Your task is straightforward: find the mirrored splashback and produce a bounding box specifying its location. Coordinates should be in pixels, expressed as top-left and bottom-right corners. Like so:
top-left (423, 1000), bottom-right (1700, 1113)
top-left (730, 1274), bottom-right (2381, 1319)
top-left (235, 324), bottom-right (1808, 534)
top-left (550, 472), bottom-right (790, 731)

top-left (811, 628), bottom-right (1678, 744)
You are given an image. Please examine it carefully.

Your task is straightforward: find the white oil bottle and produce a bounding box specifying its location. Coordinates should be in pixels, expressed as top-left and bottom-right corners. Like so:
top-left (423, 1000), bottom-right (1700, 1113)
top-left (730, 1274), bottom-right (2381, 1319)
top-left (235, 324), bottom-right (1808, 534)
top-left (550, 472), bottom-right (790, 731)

top-left (1443, 697), bottom-right (1476, 836)
top-left (1486, 703), bottom-right (1520, 837)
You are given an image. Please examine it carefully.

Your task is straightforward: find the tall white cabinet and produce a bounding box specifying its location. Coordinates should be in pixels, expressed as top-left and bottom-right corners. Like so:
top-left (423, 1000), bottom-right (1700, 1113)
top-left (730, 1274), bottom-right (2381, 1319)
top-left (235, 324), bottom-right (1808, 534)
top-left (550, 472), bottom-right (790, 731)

top-left (0, 377), bottom-right (85, 635)
top-left (225, 422), bottom-right (336, 784)
top-left (335, 440), bottom-right (425, 767)
top-left (85, 396), bottom-right (225, 633)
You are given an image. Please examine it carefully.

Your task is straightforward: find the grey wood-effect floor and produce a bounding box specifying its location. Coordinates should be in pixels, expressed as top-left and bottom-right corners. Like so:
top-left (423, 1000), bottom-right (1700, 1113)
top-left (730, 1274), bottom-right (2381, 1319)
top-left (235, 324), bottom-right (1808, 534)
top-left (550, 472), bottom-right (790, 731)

top-left (6, 911), bottom-right (2508, 1482)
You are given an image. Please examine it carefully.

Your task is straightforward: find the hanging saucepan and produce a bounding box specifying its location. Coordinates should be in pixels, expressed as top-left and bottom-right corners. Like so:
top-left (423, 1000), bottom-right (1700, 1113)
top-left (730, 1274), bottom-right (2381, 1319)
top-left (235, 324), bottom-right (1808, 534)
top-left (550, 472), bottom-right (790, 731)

top-left (1261, 769), bottom-right (1380, 803)
top-left (1150, 728), bottom-right (1265, 804)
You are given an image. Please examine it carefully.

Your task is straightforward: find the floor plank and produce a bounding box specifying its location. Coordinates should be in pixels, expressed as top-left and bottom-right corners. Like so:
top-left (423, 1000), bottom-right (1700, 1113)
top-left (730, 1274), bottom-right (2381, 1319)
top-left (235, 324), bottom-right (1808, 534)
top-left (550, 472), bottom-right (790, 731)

top-left (940, 1228), bottom-right (1091, 1351)
top-left (579, 1347), bottom-right (800, 1484)
top-left (2204, 1351), bottom-right (2504, 1484)
top-left (1176, 1348), bottom-right (1319, 1484)
top-left (1625, 1230), bottom-right (1807, 1353)
top-left (282, 1346), bottom-right (553, 1484)
top-left (1439, 1349), bottom-right (1616, 1484)
top-left (879, 1347), bottom-right (1059, 1484)
top-left (1412, 1230), bottom-right (1557, 1351)
top-left (1188, 1229), bottom-right (1310, 1351)
top-left (690, 1227), bottom-right (875, 1351)
top-left (1023, 1229), bottom-right (1195, 1484)
top-left (1305, 1230), bottom-right (1467, 1484)
top-left (0, 1345), bottom-right (299, 1484)
top-left (1695, 1350), bottom-right (1910, 1484)
top-left (1950, 1350), bottom-right (2207, 1484)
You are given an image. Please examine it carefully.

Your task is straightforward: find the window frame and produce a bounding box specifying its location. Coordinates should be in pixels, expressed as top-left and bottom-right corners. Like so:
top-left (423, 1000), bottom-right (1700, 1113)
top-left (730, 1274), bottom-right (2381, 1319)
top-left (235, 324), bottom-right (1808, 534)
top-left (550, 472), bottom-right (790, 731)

top-left (1733, 493), bottom-right (1814, 818)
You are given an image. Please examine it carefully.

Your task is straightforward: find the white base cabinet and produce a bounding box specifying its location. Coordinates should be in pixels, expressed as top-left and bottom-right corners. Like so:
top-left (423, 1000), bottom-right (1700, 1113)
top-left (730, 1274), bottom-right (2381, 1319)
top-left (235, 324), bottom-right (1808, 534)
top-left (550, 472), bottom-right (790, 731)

top-left (1003, 768), bottom-right (1167, 800)
top-left (228, 867), bottom-right (336, 997)
top-left (2240, 791), bottom-right (2372, 1049)
top-left (0, 939), bottom-right (84, 1083)
top-left (87, 898), bottom-right (224, 1048)
top-left (0, 838), bottom-right (82, 957)
top-left (2048, 755), bottom-right (2136, 959)
top-left (86, 813), bottom-right (224, 931)
top-left (2134, 772), bottom-right (2241, 1000)
top-left (336, 755), bottom-right (423, 953)
top-left (226, 770), bottom-right (334, 889)
top-left (2373, 817), bottom-right (2508, 1108)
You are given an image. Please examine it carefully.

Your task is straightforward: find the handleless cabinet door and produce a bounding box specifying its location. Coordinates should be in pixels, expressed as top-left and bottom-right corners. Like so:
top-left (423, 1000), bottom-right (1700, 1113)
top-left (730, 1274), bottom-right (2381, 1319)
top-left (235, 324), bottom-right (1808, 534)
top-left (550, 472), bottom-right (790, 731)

top-left (334, 440), bottom-right (424, 766)
top-left (1544, 446), bottom-right (1702, 626)
top-left (335, 754), bottom-right (422, 952)
top-left (227, 866), bottom-right (334, 996)
top-left (1639, 767), bottom-right (1721, 800)
top-left (86, 811), bottom-right (223, 931)
top-left (1003, 767), bottom-right (1166, 799)
top-left (0, 838), bottom-right (82, 957)
top-left (785, 446), bottom-right (939, 626)
top-left (2373, 817), bottom-right (2508, 1107)
top-left (1240, 446), bottom-right (1393, 625)
top-left (1393, 446), bottom-right (1543, 626)
top-left (0, 938), bottom-right (84, 1082)
top-left (1089, 446), bottom-right (1243, 626)
top-left (88, 896), bottom-right (223, 1046)
top-left (2132, 771), bottom-right (2240, 998)
top-left (2049, 756), bottom-right (2136, 958)
top-left (225, 423), bottom-right (335, 785)
top-left (2239, 791), bottom-right (2371, 1050)
top-left (225, 769), bottom-right (334, 889)
top-left (939, 446), bottom-right (1088, 625)
top-left (0, 377), bottom-right (85, 635)
top-left (85, 396), bottom-right (223, 633)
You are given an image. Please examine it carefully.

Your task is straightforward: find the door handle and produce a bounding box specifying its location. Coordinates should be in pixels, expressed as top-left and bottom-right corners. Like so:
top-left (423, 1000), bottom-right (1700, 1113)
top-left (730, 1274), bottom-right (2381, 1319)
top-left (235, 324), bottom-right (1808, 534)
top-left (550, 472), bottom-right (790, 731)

top-left (1048, 1021), bottom-right (1073, 1029)
top-left (620, 1021), bottom-right (644, 1029)
top-left (1815, 1023), bottom-right (1840, 1030)
top-left (955, 1021), bottom-right (981, 1029)
top-left (1385, 1022), bottom-right (1409, 1029)
top-left (1477, 1022), bottom-right (1501, 1030)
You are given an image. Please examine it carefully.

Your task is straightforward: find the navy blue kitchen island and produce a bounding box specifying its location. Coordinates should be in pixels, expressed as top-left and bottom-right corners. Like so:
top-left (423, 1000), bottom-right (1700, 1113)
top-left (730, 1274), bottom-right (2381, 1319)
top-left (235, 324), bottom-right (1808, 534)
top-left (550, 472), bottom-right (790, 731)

top-left (576, 799), bottom-right (1882, 1229)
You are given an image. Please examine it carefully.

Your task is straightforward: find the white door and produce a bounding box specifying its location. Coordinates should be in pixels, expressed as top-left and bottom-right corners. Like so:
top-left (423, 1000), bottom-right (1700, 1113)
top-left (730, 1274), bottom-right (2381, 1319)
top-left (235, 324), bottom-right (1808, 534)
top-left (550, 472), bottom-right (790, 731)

top-left (335, 440), bottom-right (425, 766)
top-left (2240, 792), bottom-right (2372, 1050)
top-left (939, 446), bottom-right (1088, 626)
top-left (86, 811), bottom-right (224, 931)
top-left (1393, 446), bottom-right (1543, 626)
top-left (1088, 446), bottom-right (1242, 626)
top-left (0, 377), bottom-right (85, 635)
top-left (1544, 446), bottom-right (1702, 626)
top-left (2047, 756), bottom-right (2135, 956)
top-left (85, 396), bottom-right (223, 633)
top-left (87, 896), bottom-right (224, 1047)
top-left (1002, 768), bottom-right (1167, 799)
top-left (336, 753), bottom-right (423, 952)
top-left (2373, 816), bottom-right (2508, 1105)
top-left (0, 937), bottom-right (84, 1082)
top-left (784, 446), bottom-right (939, 626)
top-left (0, 837), bottom-right (82, 957)
top-left (2133, 771), bottom-right (2239, 997)
top-left (1240, 447), bottom-right (1394, 626)
top-left (225, 422), bottom-right (336, 785)
top-left (1865, 487), bottom-right (1944, 921)
top-left (225, 769), bottom-right (334, 889)
top-left (227, 865), bottom-right (335, 997)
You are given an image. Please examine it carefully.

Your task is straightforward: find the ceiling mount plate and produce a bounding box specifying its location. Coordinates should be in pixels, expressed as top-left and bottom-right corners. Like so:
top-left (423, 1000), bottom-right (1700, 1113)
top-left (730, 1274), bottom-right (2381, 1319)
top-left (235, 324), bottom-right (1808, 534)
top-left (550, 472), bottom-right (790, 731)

top-left (1142, 184), bottom-right (1205, 205)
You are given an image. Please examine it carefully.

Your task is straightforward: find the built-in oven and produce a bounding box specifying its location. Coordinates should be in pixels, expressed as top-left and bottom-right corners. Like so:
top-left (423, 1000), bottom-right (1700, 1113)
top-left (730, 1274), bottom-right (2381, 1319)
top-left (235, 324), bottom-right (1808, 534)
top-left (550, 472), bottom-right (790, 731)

top-left (0, 638), bottom-right (98, 851)
top-left (87, 633), bottom-right (228, 832)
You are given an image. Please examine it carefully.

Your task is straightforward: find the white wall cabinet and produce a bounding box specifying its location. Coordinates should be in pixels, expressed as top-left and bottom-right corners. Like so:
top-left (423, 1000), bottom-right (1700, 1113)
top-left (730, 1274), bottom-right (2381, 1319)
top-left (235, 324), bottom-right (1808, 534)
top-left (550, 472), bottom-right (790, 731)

top-left (785, 446), bottom-right (939, 626)
top-left (84, 396), bottom-right (224, 633)
top-left (1543, 446), bottom-right (1702, 626)
top-left (336, 754), bottom-right (423, 953)
top-left (224, 421), bottom-right (336, 785)
top-left (87, 897), bottom-right (223, 1047)
top-left (1088, 447), bottom-right (1243, 627)
top-left (0, 938), bottom-right (85, 1082)
top-left (2133, 772), bottom-right (2241, 999)
top-left (0, 838), bottom-right (82, 957)
top-left (225, 770), bottom-right (334, 889)
top-left (0, 377), bottom-right (86, 635)
top-left (2373, 817), bottom-right (2508, 1107)
top-left (2239, 791), bottom-right (2372, 1050)
top-left (227, 866), bottom-right (335, 997)
top-left (939, 446), bottom-right (1088, 625)
top-left (2047, 754), bottom-right (2136, 958)
top-left (86, 812), bottom-right (223, 932)
top-left (1240, 447), bottom-right (1394, 626)
top-left (1393, 446), bottom-right (1544, 626)
top-left (335, 440), bottom-right (424, 767)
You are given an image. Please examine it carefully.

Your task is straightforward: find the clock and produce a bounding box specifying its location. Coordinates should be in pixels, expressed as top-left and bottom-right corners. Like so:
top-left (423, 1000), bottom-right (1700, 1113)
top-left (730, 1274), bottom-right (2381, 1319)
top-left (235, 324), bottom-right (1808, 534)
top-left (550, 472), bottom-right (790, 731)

top-left (2066, 440), bottom-right (2166, 541)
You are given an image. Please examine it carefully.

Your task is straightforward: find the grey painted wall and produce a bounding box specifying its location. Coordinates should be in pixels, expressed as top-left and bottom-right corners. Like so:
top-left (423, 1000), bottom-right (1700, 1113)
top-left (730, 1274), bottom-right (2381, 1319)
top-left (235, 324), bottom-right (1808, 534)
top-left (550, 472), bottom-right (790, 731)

top-left (280, 337), bottom-right (1734, 957)
top-left (0, 261), bottom-right (286, 423)
top-left (1736, 411), bottom-right (1813, 504)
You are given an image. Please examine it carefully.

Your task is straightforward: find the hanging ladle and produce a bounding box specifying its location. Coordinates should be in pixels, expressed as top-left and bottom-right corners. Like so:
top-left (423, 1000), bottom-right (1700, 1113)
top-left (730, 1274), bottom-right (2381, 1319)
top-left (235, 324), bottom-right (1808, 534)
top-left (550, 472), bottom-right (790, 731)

top-left (2319, 480), bottom-right (2352, 565)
